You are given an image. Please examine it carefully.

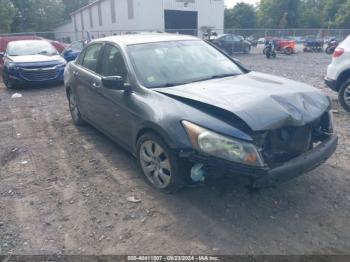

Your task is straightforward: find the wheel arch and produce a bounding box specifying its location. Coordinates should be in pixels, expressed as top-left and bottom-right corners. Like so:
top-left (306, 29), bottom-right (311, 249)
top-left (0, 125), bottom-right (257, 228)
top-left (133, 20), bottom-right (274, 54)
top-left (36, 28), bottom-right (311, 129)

top-left (134, 122), bottom-right (187, 154)
top-left (136, 126), bottom-right (172, 149)
top-left (337, 69), bottom-right (350, 91)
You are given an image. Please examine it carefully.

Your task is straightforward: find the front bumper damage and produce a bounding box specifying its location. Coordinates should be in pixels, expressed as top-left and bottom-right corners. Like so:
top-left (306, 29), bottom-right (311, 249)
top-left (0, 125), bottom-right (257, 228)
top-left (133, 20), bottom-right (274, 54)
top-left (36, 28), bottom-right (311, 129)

top-left (187, 134), bottom-right (338, 188)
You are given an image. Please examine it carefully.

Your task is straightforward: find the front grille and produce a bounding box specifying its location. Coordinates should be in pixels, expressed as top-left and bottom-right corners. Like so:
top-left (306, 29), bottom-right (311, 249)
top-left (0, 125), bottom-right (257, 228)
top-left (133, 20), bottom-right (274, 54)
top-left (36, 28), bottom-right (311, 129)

top-left (19, 67), bottom-right (59, 81)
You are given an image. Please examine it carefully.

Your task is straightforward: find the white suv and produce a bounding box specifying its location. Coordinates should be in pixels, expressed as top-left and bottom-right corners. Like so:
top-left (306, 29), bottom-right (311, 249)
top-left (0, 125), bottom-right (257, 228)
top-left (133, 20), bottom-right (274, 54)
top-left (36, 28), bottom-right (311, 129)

top-left (325, 35), bottom-right (350, 112)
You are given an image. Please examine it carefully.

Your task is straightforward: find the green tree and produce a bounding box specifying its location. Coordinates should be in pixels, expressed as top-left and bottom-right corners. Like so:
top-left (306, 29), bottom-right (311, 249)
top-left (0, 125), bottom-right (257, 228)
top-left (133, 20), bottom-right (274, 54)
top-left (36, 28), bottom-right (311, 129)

top-left (0, 0), bottom-right (16, 33)
top-left (225, 3), bottom-right (257, 29)
top-left (257, 0), bottom-right (301, 28)
top-left (299, 0), bottom-right (325, 28)
top-left (323, 0), bottom-right (345, 26)
top-left (62, 0), bottom-right (92, 20)
top-left (11, 0), bottom-right (64, 32)
top-left (334, 0), bottom-right (350, 28)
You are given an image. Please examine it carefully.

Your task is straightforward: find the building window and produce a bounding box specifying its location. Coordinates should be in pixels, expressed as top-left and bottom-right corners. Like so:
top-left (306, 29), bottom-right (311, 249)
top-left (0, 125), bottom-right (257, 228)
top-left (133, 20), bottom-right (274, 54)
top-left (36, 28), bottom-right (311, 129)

top-left (80, 12), bottom-right (85, 30)
top-left (110, 0), bottom-right (116, 23)
top-left (98, 2), bottom-right (103, 26)
top-left (89, 7), bottom-right (93, 28)
top-left (127, 0), bottom-right (134, 19)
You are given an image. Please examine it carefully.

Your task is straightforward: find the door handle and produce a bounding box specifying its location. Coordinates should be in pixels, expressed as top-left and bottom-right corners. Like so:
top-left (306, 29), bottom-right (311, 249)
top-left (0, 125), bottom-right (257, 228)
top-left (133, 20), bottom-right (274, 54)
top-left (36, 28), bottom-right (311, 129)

top-left (92, 82), bottom-right (101, 88)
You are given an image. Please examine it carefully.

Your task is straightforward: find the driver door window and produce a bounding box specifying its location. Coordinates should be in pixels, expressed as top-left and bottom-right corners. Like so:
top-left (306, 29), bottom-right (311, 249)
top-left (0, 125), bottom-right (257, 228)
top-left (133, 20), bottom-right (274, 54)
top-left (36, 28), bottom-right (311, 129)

top-left (100, 44), bottom-right (128, 81)
top-left (81, 44), bottom-right (103, 72)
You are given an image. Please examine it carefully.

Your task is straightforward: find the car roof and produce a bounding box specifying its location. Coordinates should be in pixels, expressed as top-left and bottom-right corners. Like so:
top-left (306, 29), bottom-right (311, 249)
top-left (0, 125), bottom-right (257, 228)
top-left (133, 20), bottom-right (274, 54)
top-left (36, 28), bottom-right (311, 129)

top-left (93, 33), bottom-right (199, 46)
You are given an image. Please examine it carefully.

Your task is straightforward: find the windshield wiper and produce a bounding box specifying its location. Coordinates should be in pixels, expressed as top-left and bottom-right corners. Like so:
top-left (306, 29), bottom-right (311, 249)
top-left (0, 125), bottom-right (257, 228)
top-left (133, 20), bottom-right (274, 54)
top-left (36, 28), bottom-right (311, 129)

top-left (151, 74), bottom-right (237, 88)
top-left (152, 82), bottom-right (188, 88)
top-left (189, 73), bottom-right (237, 84)
top-left (210, 73), bottom-right (237, 79)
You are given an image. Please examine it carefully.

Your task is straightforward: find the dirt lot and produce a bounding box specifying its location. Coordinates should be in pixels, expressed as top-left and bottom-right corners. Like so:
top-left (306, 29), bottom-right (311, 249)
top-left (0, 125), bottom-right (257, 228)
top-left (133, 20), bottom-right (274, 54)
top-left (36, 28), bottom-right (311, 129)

top-left (1, 52), bottom-right (350, 255)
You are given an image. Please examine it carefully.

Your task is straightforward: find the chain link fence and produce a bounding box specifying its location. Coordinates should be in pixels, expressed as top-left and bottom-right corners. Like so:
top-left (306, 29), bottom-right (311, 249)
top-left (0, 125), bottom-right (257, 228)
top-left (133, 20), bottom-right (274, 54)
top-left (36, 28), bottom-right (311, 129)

top-left (1, 28), bottom-right (350, 44)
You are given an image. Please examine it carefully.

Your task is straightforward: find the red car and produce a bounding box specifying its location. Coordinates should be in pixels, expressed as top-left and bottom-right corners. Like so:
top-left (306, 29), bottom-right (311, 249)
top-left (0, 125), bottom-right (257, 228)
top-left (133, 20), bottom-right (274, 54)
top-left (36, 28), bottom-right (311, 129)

top-left (0, 35), bottom-right (67, 69)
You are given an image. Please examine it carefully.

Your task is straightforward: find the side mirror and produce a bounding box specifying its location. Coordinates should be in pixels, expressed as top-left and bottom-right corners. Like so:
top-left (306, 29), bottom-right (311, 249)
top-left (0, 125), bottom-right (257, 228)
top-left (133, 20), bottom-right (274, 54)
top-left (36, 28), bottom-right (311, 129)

top-left (0, 52), bottom-right (4, 58)
top-left (102, 76), bottom-right (130, 91)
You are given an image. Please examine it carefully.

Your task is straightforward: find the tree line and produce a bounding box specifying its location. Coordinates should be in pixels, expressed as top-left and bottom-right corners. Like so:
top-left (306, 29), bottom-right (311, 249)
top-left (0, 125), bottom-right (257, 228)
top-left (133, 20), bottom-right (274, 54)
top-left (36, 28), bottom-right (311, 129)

top-left (0, 0), bottom-right (93, 33)
top-left (225, 0), bottom-right (350, 29)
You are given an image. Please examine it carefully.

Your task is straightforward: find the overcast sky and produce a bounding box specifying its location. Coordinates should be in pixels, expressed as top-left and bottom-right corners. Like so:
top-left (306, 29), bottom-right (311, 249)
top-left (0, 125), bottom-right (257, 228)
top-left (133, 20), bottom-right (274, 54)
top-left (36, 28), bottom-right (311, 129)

top-left (225, 0), bottom-right (259, 8)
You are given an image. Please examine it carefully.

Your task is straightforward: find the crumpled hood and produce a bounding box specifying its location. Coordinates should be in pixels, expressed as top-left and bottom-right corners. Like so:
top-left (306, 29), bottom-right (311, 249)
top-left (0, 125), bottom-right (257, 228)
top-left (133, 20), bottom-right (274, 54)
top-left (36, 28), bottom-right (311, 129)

top-left (156, 72), bottom-right (330, 131)
top-left (9, 55), bottom-right (63, 64)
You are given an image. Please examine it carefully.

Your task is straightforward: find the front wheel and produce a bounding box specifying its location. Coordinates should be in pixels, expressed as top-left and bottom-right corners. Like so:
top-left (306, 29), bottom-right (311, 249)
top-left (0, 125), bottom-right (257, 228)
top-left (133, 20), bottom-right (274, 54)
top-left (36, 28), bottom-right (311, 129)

top-left (2, 70), bottom-right (16, 89)
top-left (137, 133), bottom-right (186, 193)
top-left (339, 80), bottom-right (350, 112)
top-left (243, 45), bottom-right (251, 54)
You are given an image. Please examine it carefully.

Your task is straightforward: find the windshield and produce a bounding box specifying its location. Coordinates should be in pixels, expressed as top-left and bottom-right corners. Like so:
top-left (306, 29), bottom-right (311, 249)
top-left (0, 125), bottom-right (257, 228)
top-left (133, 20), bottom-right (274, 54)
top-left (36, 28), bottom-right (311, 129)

top-left (7, 41), bottom-right (58, 56)
top-left (128, 40), bottom-right (243, 88)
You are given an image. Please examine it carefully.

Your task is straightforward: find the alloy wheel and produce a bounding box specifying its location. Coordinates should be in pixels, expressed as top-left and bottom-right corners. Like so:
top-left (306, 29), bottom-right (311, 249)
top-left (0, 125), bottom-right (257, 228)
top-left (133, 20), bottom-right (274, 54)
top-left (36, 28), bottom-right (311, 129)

top-left (139, 140), bottom-right (172, 189)
top-left (343, 85), bottom-right (350, 107)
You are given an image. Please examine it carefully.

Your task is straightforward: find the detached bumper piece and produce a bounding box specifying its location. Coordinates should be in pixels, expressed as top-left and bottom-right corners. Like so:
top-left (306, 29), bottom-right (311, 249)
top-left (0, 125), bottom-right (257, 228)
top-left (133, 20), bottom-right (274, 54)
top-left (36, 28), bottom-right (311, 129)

top-left (190, 135), bottom-right (338, 188)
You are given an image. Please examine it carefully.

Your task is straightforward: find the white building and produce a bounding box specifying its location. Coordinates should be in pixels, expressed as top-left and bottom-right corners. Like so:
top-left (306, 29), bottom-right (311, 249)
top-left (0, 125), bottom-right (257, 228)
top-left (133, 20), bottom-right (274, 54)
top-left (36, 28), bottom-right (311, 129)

top-left (55, 0), bottom-right (224, 42)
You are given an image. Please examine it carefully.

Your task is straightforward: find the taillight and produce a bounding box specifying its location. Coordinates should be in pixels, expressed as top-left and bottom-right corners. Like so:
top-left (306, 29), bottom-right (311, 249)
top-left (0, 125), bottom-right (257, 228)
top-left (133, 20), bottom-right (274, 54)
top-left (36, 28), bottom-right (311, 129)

top-left (333, 47), bottom-right (344, 58)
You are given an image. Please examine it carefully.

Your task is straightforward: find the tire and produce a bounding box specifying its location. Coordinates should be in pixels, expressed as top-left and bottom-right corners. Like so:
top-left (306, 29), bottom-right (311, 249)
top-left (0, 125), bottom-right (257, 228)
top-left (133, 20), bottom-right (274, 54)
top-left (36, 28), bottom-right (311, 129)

top-left (266, 52), bottom-right (271, 59)
top-left (272, 52), bottom-right (277, 58)
top-left (244, 45), bottom-right (251, 54)
top-left (67, 89), bottom-right (85, 126)
top-left (285, 47), bottom-right (293, 55)
top-left (263, 47), bottom-right (267, 55)
top-left (338, 80), bottom-right (350, 112)
top-left (2, 70), bottom-right (16, 89)
top-left (136, 133), bottom-right (187, 193)
top-left (326, 46), bottom-right (334, 55)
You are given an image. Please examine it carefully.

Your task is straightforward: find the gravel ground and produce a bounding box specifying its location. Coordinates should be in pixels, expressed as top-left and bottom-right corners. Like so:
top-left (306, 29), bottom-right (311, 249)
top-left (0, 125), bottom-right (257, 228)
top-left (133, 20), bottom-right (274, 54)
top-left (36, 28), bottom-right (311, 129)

top-left (0, 51), bottom-right (350, 255)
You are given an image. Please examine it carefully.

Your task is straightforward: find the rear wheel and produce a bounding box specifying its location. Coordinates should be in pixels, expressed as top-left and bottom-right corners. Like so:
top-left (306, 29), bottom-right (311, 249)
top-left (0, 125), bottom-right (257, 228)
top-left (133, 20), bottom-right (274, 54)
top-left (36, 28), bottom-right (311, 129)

top-left (137, 133), bottom-right (186, 193)
top-left (326, 46), bottom-right (334, 55)
top-left (67, 89), bottom-right (85, 125)
top-left (339, 80), bottom-right (350, 112)
top-left (284, 47), bottom-right (293, 55)
top-left (243, 45), bottom-right (251, 54)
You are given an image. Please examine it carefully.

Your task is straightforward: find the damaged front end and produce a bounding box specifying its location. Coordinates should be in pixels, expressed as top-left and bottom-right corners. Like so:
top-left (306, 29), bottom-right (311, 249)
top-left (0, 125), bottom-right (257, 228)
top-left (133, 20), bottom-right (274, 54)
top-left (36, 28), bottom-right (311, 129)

top-left (184, 110), bottom-right (338, 188)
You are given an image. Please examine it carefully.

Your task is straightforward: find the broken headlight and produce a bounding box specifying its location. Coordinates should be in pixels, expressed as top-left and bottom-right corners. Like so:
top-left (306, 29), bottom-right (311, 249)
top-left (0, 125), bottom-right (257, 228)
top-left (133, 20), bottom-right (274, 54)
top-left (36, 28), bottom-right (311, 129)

top-left (182, 121), bottom-right (264, 167)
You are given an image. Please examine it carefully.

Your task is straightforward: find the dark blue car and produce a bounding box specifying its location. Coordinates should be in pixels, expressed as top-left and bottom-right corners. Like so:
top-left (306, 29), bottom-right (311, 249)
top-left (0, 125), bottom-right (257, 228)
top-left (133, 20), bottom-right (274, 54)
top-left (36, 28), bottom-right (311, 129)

top-left (62, 40), bottom-right (86, 62)
top-left (2, 40), bottom-right (66, 89)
